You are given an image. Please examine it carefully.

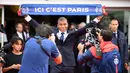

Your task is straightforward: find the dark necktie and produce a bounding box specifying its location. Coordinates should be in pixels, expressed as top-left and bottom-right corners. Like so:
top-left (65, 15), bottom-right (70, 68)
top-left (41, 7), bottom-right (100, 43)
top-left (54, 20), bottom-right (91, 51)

top-left (113, 33), bottom-right (117, 38)
top-left (60, 32), bottom-right (64, 42)
top-left (26, 33), bottom-right (28, 40)
top-left (112, 33), bottom-right (118, 45)
top-left (22, 32), bottom-right (26, 42)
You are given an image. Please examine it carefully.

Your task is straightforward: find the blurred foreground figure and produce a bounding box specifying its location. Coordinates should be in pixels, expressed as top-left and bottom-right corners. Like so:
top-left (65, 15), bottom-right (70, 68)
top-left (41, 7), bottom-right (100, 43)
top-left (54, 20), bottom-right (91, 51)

top-left (19, 24), bottom-right (62, 73)
top-left (78, 29), bottom-right (122, 73)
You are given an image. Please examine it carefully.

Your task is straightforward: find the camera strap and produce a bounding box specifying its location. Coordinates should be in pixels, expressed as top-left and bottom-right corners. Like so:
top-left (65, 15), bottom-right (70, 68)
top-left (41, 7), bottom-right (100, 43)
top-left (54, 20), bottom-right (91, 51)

top-left (34, 37), bottom-right (50, 57)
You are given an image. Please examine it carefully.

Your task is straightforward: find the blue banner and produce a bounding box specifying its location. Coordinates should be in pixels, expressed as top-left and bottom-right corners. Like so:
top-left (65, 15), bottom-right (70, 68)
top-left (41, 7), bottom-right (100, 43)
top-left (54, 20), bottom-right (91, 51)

top-left (21, 4), bottom-right (102, 16)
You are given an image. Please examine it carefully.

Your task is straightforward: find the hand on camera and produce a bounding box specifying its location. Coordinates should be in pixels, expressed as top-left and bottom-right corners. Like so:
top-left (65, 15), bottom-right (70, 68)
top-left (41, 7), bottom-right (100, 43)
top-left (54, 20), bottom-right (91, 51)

top-left (78, 43), bottom-right (84, 51)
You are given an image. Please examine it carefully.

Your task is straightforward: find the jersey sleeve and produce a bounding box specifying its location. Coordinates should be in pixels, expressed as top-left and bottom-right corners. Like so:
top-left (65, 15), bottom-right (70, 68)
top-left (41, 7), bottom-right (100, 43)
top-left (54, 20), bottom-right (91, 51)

top-left (78, 49), bottom-right (93, 64)
top-left (51, 42), bottom-right (59, 58)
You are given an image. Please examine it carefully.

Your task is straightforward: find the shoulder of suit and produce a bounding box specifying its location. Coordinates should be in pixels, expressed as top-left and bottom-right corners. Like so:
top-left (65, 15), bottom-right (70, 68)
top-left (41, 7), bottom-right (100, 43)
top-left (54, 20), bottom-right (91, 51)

top-left (118, 30), bottom-right (126, 37)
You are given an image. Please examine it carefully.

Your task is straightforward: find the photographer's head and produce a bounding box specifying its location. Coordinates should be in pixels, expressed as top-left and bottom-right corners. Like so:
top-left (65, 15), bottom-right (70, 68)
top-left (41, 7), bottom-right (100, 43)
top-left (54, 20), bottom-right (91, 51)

top-left (36, 24), bottom-right (53, 38)
top-left (97, 29), bottom-right (113, 42)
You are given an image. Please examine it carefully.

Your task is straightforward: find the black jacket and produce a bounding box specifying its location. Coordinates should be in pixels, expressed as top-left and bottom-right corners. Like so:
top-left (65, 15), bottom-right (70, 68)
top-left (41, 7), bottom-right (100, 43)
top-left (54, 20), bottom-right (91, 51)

top-left (29, 19), bottom-right (96, 66)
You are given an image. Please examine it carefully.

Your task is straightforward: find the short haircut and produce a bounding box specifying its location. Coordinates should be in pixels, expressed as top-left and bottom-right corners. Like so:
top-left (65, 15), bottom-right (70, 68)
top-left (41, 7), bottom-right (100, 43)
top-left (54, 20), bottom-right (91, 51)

top-left (35, 24), bottom-right (53, 38)
top-left (15, 22), bottom-right (24, 28)
top-left (110, 18), bottom-right (119, 24)
top-left (58, 17), bottom-right (67, 22)
top-left (98, 16), bottom-right (111, 29)
top-left (100, 29), bottom-right (113, 41)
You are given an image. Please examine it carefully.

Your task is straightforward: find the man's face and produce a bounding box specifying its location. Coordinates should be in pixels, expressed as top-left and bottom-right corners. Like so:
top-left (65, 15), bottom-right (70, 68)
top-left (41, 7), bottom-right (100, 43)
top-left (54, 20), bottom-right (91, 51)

top-left (57, 20), bottom-right (68, 32)
top-left (109, 20), bottom-right (119, 32)
top-left (16, 24), bottom-right (23, 32)
top-left (25, 25), bottom-right (29, 32)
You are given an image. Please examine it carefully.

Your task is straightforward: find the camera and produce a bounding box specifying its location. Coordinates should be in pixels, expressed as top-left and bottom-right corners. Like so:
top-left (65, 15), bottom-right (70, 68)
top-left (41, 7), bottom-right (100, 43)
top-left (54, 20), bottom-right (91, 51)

top-left (0, 59), bottom-right (6, 64)
top-left (0, 48), bottom-right (6, 64)
top-left (83, 25), bottom-right (102, 56)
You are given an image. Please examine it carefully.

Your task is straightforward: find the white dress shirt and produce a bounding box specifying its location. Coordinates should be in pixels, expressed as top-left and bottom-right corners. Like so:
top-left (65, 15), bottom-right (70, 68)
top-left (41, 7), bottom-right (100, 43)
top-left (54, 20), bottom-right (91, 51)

top-left (113, 31), bottom-right (118, 38)
top-left (57, 31), bottom-right (68, 42)
top-left (17, 32), bottom-right (26, 40)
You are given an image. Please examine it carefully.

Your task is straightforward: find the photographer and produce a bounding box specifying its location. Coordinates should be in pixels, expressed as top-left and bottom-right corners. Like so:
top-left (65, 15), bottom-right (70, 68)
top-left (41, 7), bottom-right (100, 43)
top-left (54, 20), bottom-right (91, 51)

top-left (77, 29), bottom-right (122, 73)
top-left (19, 24), bottom-right (62, 73)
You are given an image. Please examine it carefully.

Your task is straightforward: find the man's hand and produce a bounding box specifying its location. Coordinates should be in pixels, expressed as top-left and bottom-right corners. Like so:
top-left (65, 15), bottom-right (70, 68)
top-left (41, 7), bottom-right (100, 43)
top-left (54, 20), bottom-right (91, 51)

top-left (77, 43), bottom-right (84, 51)
top-left (124, 63), bottom-right (129, 70)
top-left (93, 6), bottom-right (107, 23)
top-left (17, 8), bottom-right (22, 16)
top-left (10, 64), bottom-right (20, 70)
top-left (0, 57), bottom-right (4, 61)
top-left (102, 6), bottom-right (108, 16)
top-left (17, 64), bottom-right (21, 70)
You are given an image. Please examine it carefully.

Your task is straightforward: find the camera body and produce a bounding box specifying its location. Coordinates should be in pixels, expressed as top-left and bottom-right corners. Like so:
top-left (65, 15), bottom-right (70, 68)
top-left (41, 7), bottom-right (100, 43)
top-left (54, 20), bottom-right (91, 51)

top-left (0, 48), bottom-right (6, 64)
top-left (82, 26), bottom-right (102, 56)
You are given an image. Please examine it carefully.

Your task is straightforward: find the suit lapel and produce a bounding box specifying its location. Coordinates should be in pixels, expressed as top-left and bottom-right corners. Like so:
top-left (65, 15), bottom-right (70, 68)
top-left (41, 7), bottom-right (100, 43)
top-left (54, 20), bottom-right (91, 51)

top-left (63, 30), bottom-right (70, 43)
top-left (117, 30), bottom-right (121, 49)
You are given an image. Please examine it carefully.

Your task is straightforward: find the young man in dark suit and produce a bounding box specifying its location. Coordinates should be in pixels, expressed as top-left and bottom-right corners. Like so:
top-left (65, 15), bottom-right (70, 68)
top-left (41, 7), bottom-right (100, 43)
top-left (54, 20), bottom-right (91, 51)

top-left (109, 19), bottom-right (129, 73)
top-left (13, 23), bottom-right (27, 43)
top-left (24, 15), bottom-right (103, 73)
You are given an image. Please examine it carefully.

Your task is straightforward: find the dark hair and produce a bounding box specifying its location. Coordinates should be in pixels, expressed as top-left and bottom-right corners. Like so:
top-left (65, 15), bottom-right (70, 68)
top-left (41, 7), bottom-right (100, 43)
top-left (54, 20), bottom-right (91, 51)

top-left (98, 16), bottom-right (111, 29)
top-left (35, 24), bottom-right (53, 38)
top-left (11, 36), bottom-right (23, 45)
top-left (110, 18), bottom-right (119, 23)
top-left (15, 22), bottom-right (24, 28)
top-left (100, 29), bottom-right (113, 41)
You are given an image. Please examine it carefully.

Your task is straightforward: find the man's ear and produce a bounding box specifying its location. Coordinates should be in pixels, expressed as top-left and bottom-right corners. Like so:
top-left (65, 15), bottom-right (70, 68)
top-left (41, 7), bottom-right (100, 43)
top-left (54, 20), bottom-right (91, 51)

top-left (109, 24), bottom-right (111, 28)
top-left (48, 35), bottom-right (51, 40)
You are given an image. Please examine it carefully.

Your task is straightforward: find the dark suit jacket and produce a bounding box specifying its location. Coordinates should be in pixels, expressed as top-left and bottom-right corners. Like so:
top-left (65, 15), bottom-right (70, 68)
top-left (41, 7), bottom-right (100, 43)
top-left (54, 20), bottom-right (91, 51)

top-left (12, 32), bottom-right (26, 43)
top-left (29, 19), bottom-right (96, 66)
top-left (112, 30), bottom-right (128, 69)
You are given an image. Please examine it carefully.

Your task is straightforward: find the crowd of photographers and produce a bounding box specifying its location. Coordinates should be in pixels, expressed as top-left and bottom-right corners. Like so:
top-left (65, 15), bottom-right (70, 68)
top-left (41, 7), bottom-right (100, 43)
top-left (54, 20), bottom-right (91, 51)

top-left (0, 13), bottom-right (129, 73)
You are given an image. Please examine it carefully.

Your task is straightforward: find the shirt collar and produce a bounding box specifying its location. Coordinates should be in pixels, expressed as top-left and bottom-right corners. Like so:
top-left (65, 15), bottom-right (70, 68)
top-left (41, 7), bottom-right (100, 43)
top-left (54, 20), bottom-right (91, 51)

top-left (17, 31), bottom-right (22, 34)
top-left (59, 30), bottom-right (67, 34)
top-left (113, 31), bottom-right (117, 34)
